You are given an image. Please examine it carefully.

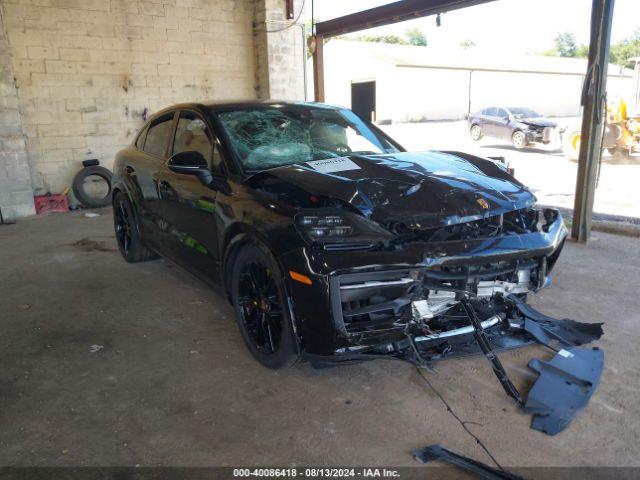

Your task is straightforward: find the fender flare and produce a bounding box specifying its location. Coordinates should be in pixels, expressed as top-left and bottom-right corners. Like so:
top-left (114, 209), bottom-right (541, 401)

top-left (222, 227), bottom-right (303, 355)
top-left (111, 185), bottom-right (144, 241)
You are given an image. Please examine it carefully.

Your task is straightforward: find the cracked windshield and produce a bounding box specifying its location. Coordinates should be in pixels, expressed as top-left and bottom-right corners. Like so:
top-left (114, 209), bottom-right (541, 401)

top-left (216, 106), bottom-right (399, 171)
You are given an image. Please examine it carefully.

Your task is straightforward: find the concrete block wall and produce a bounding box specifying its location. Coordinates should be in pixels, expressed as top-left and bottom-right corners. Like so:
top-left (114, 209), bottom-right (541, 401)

top-left (0, 0), bottom-right (305, 215)
top-left (254, 0), bottom-right (305, 101)
top-left (0, 8), bottom-right (34, 221)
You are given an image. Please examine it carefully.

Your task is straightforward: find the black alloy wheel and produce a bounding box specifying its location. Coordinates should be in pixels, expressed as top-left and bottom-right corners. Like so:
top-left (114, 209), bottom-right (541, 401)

top-left (112, 191), bottom-right (157, 263)
top-left (114, 195), bottom-right (133, 255)
top-left (238, 261), bottom-right (284, 354)
top-left (231, 244), bottom-right (298, 369)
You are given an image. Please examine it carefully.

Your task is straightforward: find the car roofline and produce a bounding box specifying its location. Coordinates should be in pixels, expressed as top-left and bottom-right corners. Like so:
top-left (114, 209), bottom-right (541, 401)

top-left (144, 100), bottom-right (346, 123)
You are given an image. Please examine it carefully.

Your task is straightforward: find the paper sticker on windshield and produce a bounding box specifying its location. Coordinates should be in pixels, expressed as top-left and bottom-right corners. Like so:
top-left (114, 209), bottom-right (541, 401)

top-left (306, 157), bottom-right (361, 174)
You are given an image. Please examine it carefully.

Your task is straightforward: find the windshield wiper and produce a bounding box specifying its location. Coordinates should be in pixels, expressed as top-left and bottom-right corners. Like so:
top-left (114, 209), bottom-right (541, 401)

top-left (351, 150), bottom-right (381, 156)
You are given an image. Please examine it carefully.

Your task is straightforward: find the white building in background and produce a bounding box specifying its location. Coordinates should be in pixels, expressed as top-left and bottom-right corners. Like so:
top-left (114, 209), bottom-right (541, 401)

top-left (310, 40), bottom-right (634, 124)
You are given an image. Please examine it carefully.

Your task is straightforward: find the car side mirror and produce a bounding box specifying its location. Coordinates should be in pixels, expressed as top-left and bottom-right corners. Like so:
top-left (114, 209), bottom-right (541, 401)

top-left (168, 151), bottom-right (231, 194)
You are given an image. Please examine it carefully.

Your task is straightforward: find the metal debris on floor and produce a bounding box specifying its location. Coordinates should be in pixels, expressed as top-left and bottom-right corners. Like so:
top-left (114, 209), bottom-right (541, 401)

top-left (414, 444), bottom-right (523, 480)
top-left (400, 298), bottom-right (604, 435)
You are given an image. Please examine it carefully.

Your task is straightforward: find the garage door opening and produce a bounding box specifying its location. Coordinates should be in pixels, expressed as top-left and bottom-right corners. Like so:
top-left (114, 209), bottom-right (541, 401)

top-left (351, 81), bottom-right (376, 122)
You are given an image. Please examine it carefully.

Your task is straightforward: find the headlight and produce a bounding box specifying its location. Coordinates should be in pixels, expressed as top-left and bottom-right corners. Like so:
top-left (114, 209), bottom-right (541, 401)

top-left (294, 210), bottom-right (393, 244)
top-left (297, 215), bottom-right (353, 238)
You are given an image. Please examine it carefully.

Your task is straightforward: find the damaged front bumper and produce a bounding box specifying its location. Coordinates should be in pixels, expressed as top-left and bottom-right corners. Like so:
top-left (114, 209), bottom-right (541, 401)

top-left (525, 126), bottom-right (556, 144)
top-left (281, 209), bottom-right (604, 434)
top-left (281, 208), bottom-right (567, 354)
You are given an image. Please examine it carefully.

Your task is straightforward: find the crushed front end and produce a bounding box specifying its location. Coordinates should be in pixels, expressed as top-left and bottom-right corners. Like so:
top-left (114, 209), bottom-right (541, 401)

top-left (282, 207), bottom-right (604, 434)
top-left (289, 207), bottom-right (567, 354)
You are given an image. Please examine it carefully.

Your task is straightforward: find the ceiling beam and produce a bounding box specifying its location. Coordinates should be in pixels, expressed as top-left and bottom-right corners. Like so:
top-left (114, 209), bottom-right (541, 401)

top-left (315, 0), bottom-right (497, 38)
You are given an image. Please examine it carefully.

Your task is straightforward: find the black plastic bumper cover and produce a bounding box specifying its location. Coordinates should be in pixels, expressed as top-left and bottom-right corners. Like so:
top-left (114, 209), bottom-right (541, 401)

top-left (525, 346), bottom-right (604, 435)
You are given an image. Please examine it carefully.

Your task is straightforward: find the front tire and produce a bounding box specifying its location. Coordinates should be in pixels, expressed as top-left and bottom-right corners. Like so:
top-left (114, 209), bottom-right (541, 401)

top-left (512, 130), bottom-right (528, 149)
top-left (231, 244), bottom-right (299, 369)
top-left (470, 124), bottom-right (483, 141)
top-left (112, 191), bottom-right (157, 263)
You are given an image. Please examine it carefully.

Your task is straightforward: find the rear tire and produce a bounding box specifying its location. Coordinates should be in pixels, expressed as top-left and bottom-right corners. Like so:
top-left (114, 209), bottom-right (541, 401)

top-left (231, 244), bottom-right (299, 369)
top-left (112, 191), bottom-right (157, 263)
top-left (470, 124), bottom-right (483, 141)
top-left (512, 130), bottom-right (528, 149)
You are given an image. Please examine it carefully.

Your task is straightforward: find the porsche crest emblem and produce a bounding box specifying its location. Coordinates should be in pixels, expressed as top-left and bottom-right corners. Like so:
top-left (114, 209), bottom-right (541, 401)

top-left (476, 198), bottom-right (489, 209)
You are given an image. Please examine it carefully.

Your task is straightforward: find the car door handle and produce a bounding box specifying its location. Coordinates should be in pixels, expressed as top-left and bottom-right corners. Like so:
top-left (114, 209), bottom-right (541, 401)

top-left (124, 165), bottom-right (135, 175)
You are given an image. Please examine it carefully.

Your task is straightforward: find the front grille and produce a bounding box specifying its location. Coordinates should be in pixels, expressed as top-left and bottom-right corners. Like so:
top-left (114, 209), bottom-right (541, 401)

top-left (331, 270), bottom-right (417, 334)
top-left (422, 258), bottom-right (540, 292)
top-left (330, 258), bottom-right (543, 335)
top-left (388, 207), bottom-right (540, 243)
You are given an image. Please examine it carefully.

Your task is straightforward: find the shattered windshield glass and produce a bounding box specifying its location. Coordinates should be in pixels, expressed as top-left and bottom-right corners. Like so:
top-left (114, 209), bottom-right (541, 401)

top-left (214, 105), bottom-right (400, 172)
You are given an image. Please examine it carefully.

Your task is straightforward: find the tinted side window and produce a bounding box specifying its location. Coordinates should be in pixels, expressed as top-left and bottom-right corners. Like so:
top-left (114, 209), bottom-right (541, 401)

top-left (486, 108), bottom-right (498, 117)
top-left (172, 111), bottom-right (212, 167)
top-left (497, 108), bottom-right (508, 118)
top-left (143, 114), bottom-right (175, 157)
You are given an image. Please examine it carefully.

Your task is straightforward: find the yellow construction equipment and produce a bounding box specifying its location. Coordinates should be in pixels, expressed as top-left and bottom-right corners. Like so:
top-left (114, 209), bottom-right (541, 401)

top-left (562, 58), bottom-right (640, 160)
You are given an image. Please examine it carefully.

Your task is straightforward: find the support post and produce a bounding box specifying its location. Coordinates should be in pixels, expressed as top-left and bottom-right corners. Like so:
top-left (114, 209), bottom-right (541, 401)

top-left (571, 0), bottom-right (615, 242)
top-left (311, 34), bottom-right (325, 102)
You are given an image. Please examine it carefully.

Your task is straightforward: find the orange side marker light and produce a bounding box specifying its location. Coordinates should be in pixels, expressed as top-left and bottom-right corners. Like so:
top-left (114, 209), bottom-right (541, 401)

top-left (289, 270), bottom-right (313, 285)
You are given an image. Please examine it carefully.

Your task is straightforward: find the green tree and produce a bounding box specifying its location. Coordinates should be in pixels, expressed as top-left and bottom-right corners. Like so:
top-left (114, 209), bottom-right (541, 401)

top-left (543, 28), bottom-right (640, 68)
top-left (609, 28), bottom-right (640, 68)
top-left (356, 34), bottom-right (408, 45)
top-left (551, 31), bottom-right (579, 57)
top-left (575, 44), bottom-right (589, 58)
top-left (405, 28), bottom-right (427, 46)
top-left (459, 39), bottom-right (476, 50)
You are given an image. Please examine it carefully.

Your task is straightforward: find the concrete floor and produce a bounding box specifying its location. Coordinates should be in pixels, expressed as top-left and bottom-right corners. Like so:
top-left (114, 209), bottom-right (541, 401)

top-left (1, 209), bottom-right (639, 468)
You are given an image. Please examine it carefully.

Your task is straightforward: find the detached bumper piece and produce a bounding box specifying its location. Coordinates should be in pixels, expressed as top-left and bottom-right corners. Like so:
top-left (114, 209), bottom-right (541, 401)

top-left (526, 347), bottom-right (604, 435)
top-left (512, 301), bottom-right (605, 434)
top-left (414, 444), bottom-right (523, 480)
top-left (411, 300), bottom-right (604, 435)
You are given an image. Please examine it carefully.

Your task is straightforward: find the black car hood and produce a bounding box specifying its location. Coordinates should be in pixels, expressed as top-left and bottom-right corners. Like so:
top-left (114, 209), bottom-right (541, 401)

top-left (518, 118), bottom-right (557, 128)
top-left (253, 151), bottom-right (536, 229)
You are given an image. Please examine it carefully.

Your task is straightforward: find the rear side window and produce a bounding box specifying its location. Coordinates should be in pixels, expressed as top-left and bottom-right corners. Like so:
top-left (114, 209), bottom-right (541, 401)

top-left (486, 108), bottom-right (498, 117)
top-left (135, 126), bottom-right (147, 150)
top-left (143, 114), bottom-right (175, 157)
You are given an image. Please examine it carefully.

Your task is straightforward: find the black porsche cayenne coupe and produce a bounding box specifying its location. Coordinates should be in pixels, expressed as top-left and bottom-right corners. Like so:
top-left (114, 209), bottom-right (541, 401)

top-left (112, 101), bottom-right (567, 369)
